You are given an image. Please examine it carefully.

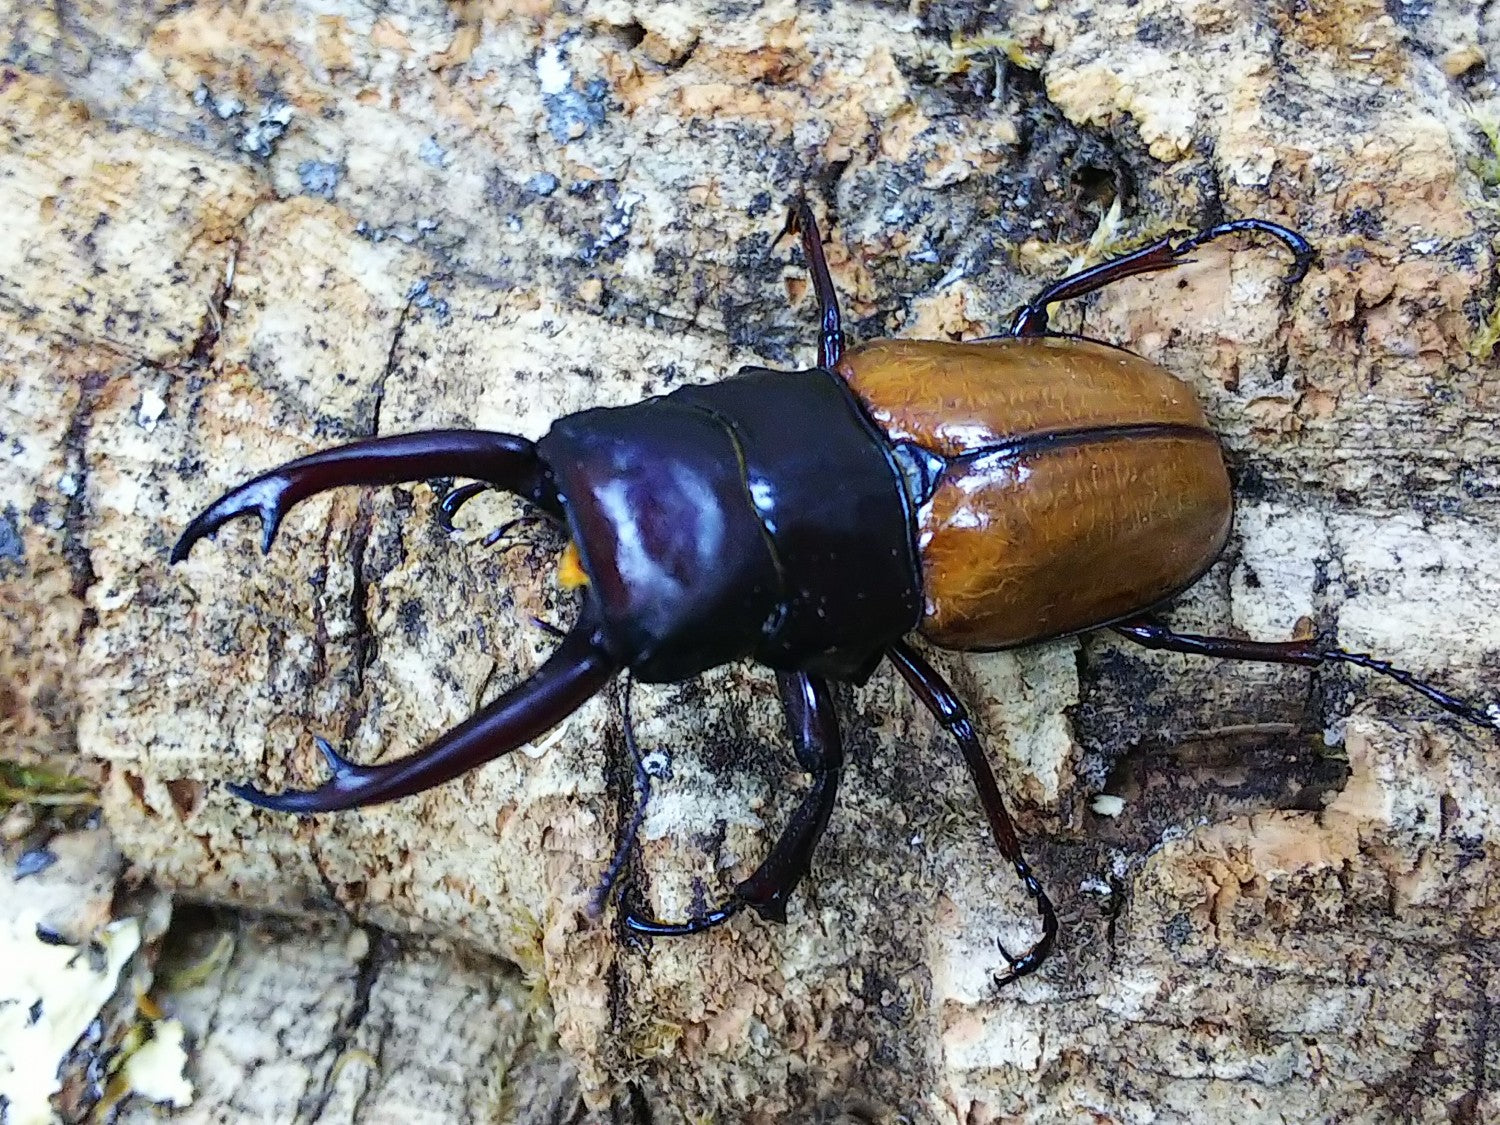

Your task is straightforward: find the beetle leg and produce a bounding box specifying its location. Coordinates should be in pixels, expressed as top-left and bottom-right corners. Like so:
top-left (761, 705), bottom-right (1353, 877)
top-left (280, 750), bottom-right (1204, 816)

top-left (1007, 219), bottom-right (1314, 337)
top-left (887, 641), bottom-right (1059, 986)
top-left (731, 671), bottom-right (844, 922)
top-left (228, 605), bottom-right (618, 813)
top-left (172, 430), bottom-right (560, 563)
top-left (780, 201), bottom-right (845, 367)
top-left (589, 675), bottom-right (652, 918)
top-left (620, 900), bottom-right (743, 937)
top-left (1114, 617), bottom-right (1500, 732)
top-left (620, 670), bottom-right (843, 936)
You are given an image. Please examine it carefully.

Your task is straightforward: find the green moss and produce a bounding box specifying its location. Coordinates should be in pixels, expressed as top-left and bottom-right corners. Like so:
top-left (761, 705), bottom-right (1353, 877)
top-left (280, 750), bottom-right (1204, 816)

top-left (0, 760), bottom-right (97, 807)
top-left (1467, 113), bottom-right (1500, 188)
top-left (948, 31), bottom-right (1040, 71)
top-left (1471, 297), bottom-right (1500, 362)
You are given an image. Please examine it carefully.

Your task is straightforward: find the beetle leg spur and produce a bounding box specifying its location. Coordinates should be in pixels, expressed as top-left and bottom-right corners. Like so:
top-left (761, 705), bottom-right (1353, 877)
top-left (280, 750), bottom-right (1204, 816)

top-left (1115, 618), bottom-right (1500, 731)
top-left (622, 670), bottom-right (845, 936)
top-left (1007, 219), bottom-right (1315, 338)
top-left (172, 430), bottom-right (620, 812)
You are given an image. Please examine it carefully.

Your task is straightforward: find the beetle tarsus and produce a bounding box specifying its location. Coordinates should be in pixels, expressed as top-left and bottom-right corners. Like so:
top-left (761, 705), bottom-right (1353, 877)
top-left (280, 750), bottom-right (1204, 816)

top-left (1114, 617), bottom-right (1498, 730)
top-left (996, 941), bottom-right (1048, 986)
top-left (1172, 218), bottom-right (1315, 285)
top-left (621, 898), bottom-right (744, 937)
top-left (887, 641), bottom-right (1058, 985)
top-left (993, 865), bottom-right (1058, 987)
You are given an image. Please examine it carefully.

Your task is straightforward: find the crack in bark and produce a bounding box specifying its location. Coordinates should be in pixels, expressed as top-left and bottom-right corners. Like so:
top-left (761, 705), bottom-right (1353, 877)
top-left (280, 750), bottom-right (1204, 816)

top-left (343, 496), bottom-right (377, 717)
top-left (610, 1083), bottom-right (654, 1125)
top-left (1460, 958), bottom-right (1492, 1124)
top-left (304, 823), bottom-right (356, 916)
top-left (185, 241), bottom-right (239, 370)
top-left (372, 298), bottom-right (413, 440)
top-left (336, 297), bottom-right (414, 740)
top-left (190, 915), bottom-right (239, 1090)
top-left (302, 926), bottom-right (391, 1123)
top-left (60, 369), bottom-right (106, 618)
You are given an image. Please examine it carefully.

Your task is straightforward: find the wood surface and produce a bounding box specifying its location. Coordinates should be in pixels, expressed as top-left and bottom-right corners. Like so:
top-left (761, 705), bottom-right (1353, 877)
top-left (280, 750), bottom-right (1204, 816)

top-left (3, 1), bottom-right (1500, 1121)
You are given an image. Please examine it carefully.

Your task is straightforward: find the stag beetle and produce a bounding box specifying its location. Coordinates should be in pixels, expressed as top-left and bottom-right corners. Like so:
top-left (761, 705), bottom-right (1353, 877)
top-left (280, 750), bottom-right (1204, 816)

top-left (172, 204), bottom-right (1497, 983)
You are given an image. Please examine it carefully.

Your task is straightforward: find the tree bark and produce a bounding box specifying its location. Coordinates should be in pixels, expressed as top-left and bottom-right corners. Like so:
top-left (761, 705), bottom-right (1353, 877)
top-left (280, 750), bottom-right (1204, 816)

top-left (3, 0), bottom-right (1499, 1120)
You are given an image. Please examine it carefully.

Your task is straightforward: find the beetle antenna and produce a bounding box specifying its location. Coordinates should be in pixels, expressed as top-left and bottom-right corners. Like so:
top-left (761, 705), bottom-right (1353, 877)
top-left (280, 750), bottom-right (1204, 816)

top-left (1114, 618), bottom-right (1500, 732)
top-left (438, 486), bottom-right (556, 554)
top-left (589, 674), bottom-right (652, 919)
top-left (227, 605), bottom-right (619, 813)
top-left (528, 615), bottom-right (568, 640)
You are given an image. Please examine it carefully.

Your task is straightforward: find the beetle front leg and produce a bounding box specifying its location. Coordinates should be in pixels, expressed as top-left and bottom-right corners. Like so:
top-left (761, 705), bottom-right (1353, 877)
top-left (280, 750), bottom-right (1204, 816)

top-left (1006, 219), bottom-right (1314, 337)
top-left (887, 641), bottom-right (1058, 986)
top-left (622, 670), bottom-right (844, 936)
top-left (1114, 617), bottom-right (1500, 731)
top-left (732, 671), bottom-right (845, 923)
top-left (172, 429), bottom-right (560, 562)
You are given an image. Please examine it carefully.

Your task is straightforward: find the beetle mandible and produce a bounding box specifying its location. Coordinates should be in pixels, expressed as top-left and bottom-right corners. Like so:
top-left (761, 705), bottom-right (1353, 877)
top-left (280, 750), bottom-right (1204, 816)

top-left (172, 204), bottom-right (1498, 983)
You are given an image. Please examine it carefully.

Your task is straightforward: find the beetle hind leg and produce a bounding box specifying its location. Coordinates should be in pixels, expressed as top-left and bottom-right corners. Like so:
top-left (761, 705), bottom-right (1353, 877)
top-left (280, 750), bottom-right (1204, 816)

top-left (887, 641), bottom-right (1059, 986)
top-left (620, 670), bottom-right (844, 937)
top-left (1006, 219), bottom-right (1314, 337)
top-left (1114, 617), bottom-right (1500, 731)
top-left (172, 429), bottom-right (559, 563)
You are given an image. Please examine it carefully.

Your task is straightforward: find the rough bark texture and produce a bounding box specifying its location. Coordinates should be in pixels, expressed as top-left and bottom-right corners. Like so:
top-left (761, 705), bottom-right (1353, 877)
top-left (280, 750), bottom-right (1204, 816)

top-left (115, 909), bottom-right (582, 1125)
top-left (3, 0), bottom-right (1500, 1121)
